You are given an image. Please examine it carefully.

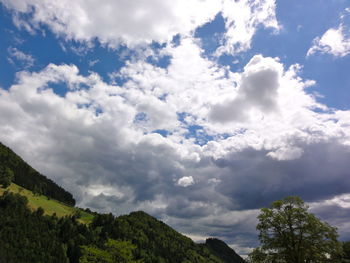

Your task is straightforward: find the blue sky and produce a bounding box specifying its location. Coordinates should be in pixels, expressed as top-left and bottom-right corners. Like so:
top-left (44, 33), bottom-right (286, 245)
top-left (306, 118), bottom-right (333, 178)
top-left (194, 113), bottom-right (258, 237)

top-left (1, 0), bottom-right (350, 256)
top-left (1, 1), bottom-right (349, 109)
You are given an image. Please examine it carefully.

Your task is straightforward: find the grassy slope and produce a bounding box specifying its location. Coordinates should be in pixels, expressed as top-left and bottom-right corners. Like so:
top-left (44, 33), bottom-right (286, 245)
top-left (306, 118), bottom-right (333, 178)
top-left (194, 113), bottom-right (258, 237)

top-left (0, 183), bottom-right (93, 224)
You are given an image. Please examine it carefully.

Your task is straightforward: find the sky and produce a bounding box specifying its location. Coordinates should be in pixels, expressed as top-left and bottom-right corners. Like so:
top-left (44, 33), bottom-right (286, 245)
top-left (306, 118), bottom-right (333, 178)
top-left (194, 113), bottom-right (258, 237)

top-left (0, 0), bottom-right (350, 256)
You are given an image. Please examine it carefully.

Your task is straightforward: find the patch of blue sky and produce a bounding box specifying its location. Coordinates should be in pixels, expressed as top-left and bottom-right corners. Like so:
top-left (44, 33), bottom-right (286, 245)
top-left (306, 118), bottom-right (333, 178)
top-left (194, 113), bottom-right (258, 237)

top-left (144, 39), bottom-right (178, 69)
top-left (185, 125), bottom-right (214, 146)
top-left (76, 102), bottom-right (104, 117)
top-left (177, 112), bottom-right (190, 123)
top-left (43, 81), bottom-right (68, 97)
top-left (171, 34), bottom-right (181, 47)
top-left (152, 129), bottom-right (169, 138)
top-left (304, 55), bottom-right (350, 110)
top-left (94, 107), bottom-right (104, 117)
top-left (40, 81), bottom-right (91, 98)
top-left (176, 113), bottom-right (213, 145)
top-left (157, 93), bottom-right (168, 102)
top-left (86, 42), bottom-right (128, 84)
top-left (0, 6), bottom-right (25, 89)
top-left (146, 54), bottom-right (171, 69)
top-left (133, 112), bottom-right (148, 124)
top-left (194, 13), bottom-right (226, 56)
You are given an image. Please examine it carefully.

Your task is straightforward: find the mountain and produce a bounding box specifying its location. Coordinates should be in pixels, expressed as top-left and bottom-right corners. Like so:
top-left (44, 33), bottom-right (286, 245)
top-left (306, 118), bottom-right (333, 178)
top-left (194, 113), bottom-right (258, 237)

top-left (0, 142), bottom-right (246, 263)
top-left (0, 142), bottom-right (75, 205)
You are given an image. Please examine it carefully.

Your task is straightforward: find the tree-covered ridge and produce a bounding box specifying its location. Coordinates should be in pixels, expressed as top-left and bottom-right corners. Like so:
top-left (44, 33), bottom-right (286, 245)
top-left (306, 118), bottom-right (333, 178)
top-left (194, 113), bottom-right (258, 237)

top-left (0, 191), bottom-right (245, 263)
top-left (0, 142), bottom-right (247, 263)
top-left (91, 211), bottom-right (239, 263)
top-left (0, 142), bottom-right (75, 205)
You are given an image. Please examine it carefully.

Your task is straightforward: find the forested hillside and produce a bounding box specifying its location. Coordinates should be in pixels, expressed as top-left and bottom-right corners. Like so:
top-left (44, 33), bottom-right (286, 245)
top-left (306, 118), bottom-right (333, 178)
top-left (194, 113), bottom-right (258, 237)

top-left (0, 142), bottom-right (75, 205)
top-left (0, 142), bottom-right (246, 263)
top-left (89, 211), bottom-right (233, 263)
top-left (205, 239), bottom-right (246, 263)
top-left (0, 191), bottom-right (246, 263)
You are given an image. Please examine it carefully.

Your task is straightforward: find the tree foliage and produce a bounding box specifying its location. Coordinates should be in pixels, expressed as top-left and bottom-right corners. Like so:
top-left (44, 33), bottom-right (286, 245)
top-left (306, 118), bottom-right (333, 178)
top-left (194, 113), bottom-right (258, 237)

top-left (80, 239), bottom-right (141, 263)
top-left (342, 241), bottom-right (350, 263)
top-left (0, 165), bottom-right (13, 188)
top-left (205, 238), bottom-right (246, 263)
top-left (249, 196), bottom-right (343, 263)
top-left (91, 211), bottom-right (227, 263)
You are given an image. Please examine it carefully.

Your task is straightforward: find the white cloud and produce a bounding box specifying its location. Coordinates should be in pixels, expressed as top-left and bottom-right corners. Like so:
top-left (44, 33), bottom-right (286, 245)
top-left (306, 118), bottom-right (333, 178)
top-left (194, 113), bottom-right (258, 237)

top-left (308, 27), bottom-right (350, 57)
top-left (209, 55), bottom-right (282, 123)
top-left (7, 47), bottom-right (35, 68)
top-left (0, 0), bottom-right (222, 48)
top-left (1, 39), bottom-right (350, 251)
top-left (88, 59), bottom-right (99, 67)
top-left (307, 9), bottom-right (350, 57)
top-left (1, 0), bottom-right (280, 54)
top-left (217, 0), bottom-right (279, 55)
top-left (177, 176), bottom-right (194, 187)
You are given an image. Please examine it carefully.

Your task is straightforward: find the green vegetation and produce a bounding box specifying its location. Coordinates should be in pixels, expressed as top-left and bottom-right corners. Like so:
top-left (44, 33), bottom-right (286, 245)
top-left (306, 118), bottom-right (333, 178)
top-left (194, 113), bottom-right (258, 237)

top-left (0, 183), bottom-right (93, 224)
top-left (0, 191), bottom-right (72, 263)
top-left (0, 191), bottom-right (245, 263)
top-left (90, 211), bottom-right (232, 263)
top-left (343, 241), bottom-right (350, 263)
top-left (3, 141), bottom-right (350, 263)
top-left (80, 239), bottom-right (141, 263)
top-left (248, 196), bottom-right (343, 263)
top-left (0, 164), bottom-right (13, 188)
top-left (0, 142), bottom-right (75, 205)
top-left (205, 238), bottom-right (246, 263)
top-left (0, 141), bottom-right (246, 262)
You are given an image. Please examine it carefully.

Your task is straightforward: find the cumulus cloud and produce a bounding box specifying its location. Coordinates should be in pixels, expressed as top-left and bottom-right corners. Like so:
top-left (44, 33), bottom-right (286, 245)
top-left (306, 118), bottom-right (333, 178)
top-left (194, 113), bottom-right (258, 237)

top-left (217, 0), bottom-right (279, 55)
top-left (209, 55), bottom-right (282, 123)
top-left (308, 8), bottom-right (350, 57)
top-left (0, 0), bottom-right (222, 48)
top-left (177, 176), bottom-right (194, 187)
top-left (0, 0), bottom-right (280, 54)
top-left (0, 38), bottom-right (350, 253)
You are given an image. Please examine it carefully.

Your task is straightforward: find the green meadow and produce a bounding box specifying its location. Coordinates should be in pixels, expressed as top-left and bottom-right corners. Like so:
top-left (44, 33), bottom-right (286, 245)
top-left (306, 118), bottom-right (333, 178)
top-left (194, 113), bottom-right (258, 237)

top-left (0, 183), bottom-right (93, 224)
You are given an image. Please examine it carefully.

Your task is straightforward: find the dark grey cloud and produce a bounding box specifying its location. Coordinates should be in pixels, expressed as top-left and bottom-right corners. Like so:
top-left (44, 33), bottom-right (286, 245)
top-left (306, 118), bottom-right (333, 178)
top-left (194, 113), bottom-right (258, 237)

top-left (310, 203), bottom-right (350, 241)
top-left (215, 141), bottom-right (350, 210)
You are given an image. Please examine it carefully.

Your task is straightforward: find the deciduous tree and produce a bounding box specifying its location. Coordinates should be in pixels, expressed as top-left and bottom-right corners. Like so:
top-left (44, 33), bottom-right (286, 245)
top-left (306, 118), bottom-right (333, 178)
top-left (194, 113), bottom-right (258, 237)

top-left (249, 196), bottom-right (342, 263)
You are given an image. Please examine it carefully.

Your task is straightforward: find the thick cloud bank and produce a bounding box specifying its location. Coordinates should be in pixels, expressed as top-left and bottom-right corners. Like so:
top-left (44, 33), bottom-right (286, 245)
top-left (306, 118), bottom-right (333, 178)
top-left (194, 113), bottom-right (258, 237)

top-left (0, 38), bottom-right (349, 254)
